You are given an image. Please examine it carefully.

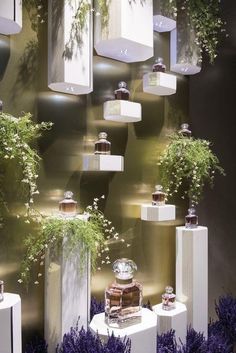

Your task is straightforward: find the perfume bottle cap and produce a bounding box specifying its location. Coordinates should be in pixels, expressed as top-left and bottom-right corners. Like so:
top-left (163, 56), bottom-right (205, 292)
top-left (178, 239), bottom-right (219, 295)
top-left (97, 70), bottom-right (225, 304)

top-left (64, 191), bottom-right (74, 199)
top-left (98, 132), bottom-right (108, 139)
top-left (155, 57), bottom-right (164, 64)
top-left (179, 123), bottom-right (192, 136)
top-left (188, 207), bottom-right (196, 215)
top-left (181, 123), bottom-right (190, 130)
top-left (113, 258), bottom-right (137, 280)
top-left (165, 286), bottom-right (173, 294)
top-left (118, 81), bottom-right (127, 89)
top-left (155, 185), bottom-right (163, 192)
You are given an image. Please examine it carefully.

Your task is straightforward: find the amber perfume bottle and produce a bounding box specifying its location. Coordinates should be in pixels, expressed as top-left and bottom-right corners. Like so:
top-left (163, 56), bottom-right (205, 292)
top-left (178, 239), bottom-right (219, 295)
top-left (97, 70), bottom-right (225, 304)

top-left (94, 132), bottom-right (111, 155)
top-left (185, 208), bottom-right (198, 228)
top-left (105, 258), bottom-right (143, 328)
top-left (179, 123), bottom-right (192, 138)
top-left (59, 191), bottom-right (77, 215)
top-left (0, 280), bottom-right (4, 302)
top-left (114, 81), bottom-right (130, 100)
top-left (162, 286), bottom-right (176, 311)
top-left (152, 57), bottom-right (166, 72)
top-left (152, 185), bottom-right (166, 206)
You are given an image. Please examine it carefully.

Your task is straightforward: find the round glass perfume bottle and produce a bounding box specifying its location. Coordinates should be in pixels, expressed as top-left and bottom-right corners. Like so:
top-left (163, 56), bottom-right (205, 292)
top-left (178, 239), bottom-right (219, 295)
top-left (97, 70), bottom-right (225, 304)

top-left (105, 258), bottom-right (143, 328)
top-left (185, 207), bottom-right (198, 228)
top-left (162, 286), bottom-right (176, 311)
top-left (94, 132), bottom-right (111, 155)
top-left (59, 191), bottom-right (77, 215)
top-left (152, 57), bottom-right (166, 73)
top-left (179, 123), bottom-right (192, 138)
top-left (152, 185), bottom-right (166, 206)
top-left (0, 280), bottom-right (4, 302)
top-left (114, 81), bottom-right (130, 101)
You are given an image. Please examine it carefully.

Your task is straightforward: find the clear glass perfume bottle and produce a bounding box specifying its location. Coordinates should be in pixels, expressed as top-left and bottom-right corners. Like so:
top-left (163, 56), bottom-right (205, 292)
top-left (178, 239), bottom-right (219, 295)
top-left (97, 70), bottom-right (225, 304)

top-left (105, 258), bottom-right (143, 328)
top-left (185, 208), bottom-right (198, 228)
top-left (94, 132), bottom-right (111, 155)
top-left (152, 57), bottom-right (166, 73)
top-left (59, 191), bottom-right (77, 215)
top-left (152, 185), bottom-right (166, 206)
top-left (0, 280), bottom-right (4, 302)
top-left (114, 81), bottom-right (130, 101)
top-left (162, 286), bottom-right (176, 311)
top-left (179, 123), bottom-right (192, 137)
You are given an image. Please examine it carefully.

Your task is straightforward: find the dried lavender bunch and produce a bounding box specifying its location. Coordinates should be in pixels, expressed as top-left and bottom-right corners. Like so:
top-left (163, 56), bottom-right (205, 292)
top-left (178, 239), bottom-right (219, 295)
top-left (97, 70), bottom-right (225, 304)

top-left (90, 297), bottom-right (104, 320)
top-left (157, 329), bottom-right (178, 353)
top-left (24, 337), bottom-right (48, 353)
top-left (215, 294), bottom-right (236, 344)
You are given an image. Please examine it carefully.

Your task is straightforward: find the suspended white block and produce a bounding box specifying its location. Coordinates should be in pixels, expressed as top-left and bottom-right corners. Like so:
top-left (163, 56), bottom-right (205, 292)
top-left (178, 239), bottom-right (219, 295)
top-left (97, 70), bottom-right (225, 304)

top-left (176, 226), bottom-right (208, 337)
top-left (90, 309), bottom-right (157, 353)
top-left (48, 0), bottom-right (93, 95)
top-left (82, 155), bottom-right (124, 172)
top-left (143, 72), bottom-right (176, 96)
top-left (141, 204), bottom-right (176, 222)
top-left (94, 0), bottom-right (153, 63)
top-left (153, 15), bottom-right (176, 33)
top-left (104, 100), bottom-right (141, 123)
top-left (153, 302), bottom-right (187, 344)
top-left (0, 293), bottom-right (22, 353)
top-left (0, 0), bottom-right (22, 35)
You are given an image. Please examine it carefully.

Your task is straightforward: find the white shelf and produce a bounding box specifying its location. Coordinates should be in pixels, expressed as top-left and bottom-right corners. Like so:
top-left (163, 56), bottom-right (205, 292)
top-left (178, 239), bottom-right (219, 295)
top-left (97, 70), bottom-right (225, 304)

top-left (0, 1), bottom-right (22, 35)
top-left (104, 100), bottom-right (142, 123)
top-left (153, 15), bottom-right (176, 33)
top-left (82, 155), bottom-right (124, 172)
top-left (143, 72), bottom-right (176, 96)
top-left (141, 204), bottom-right (176, 222)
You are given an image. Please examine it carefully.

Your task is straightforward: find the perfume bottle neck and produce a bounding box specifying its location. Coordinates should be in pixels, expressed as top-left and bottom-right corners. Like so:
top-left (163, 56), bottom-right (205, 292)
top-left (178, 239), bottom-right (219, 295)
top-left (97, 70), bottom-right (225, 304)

top-left (116, 278), bottom-right (133, 285)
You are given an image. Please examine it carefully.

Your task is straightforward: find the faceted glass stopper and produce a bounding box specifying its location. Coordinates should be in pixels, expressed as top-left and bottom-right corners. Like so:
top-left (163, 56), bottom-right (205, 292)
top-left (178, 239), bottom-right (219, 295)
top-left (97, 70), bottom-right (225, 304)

top-left (0, 280), bottom-right (4, 302)
top-left (98, 132), bottom-right (108, 140)
top-left (112, 258), bottom-right (137, 280)
top-left (155, 185), bottom-right (163, 191)
top-left (64, 191), bottom-right (74, 199)
top-left (165, 285), bottom-right (173, 294)
top-left (156, 57), bottom-right (164, 64)
top-left (188, 207), bottom-right (196, 215)
top-left (179, 123), bottom-right (192, 137)
top-left (118, 81), bottom-right (127, 89)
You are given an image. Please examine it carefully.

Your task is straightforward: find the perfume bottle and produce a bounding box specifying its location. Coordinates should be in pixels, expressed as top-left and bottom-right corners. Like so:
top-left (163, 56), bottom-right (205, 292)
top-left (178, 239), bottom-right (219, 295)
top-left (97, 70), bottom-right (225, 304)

top-left (179, 123), bottom-right (192, 138)
top-left (152, 57), bottom-right (166, 73)
top-left (114, 81), bottom-right (130, 101)
top-left (0, 280), bottom-right (4, 302)
top-left (185, 208), bottom-right (198, 228)
top-left (59, 191), bottom-right (77, 215)
top-left (105, 258), bottom-right (143, 328)
top-left (162, 286), bottom-right (176, 311)
top-left (152, 185), bottom-right (166, 206)
top-left (94, 132), bottom-right (111, 155)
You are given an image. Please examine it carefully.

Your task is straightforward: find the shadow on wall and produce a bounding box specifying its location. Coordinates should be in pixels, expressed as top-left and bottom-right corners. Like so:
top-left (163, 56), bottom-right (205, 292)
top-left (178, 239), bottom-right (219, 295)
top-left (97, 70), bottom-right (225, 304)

top-left (0, 35), bottom-right (10, 81)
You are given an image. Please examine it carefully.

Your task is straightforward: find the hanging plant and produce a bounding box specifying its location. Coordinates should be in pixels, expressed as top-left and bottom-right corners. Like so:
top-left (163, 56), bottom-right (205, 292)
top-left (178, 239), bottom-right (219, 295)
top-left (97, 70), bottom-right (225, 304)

top-left (158, 133), bottom-right (225, 206)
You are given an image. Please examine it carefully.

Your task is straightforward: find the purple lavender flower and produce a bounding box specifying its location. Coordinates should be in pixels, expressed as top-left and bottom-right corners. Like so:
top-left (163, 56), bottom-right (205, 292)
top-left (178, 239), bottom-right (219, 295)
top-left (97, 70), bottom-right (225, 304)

top-left (90, 296), bottom-right (105, 320)
top-left (24, 337), bottom-right (48, 353)
top-left (215, 295), bottom-right (236, 344)
top-left (157, 329), bottom-right (178, 353)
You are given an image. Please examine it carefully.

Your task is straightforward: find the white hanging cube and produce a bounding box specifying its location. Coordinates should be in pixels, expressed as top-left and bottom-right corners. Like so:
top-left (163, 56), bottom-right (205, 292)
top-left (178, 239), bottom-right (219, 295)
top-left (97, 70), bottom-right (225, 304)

top-left (94, 0), bottom-right (153, 63)
top-left (104, 100), bottom-right (141, 123)
top-left (143, 72), bottom-right (176, 96)
top-left (141, 204), bottom-right (176, 222)
top-left (48, 0), bottom-right (93, 95)
top-left (0, 293), bottom-right (22, 353)
top-left (0, 0), bottom-right (22, 35)
top-left (82, 154), bottom-right (124, 172)
top-left (153, 0), bottom-right (176, 32)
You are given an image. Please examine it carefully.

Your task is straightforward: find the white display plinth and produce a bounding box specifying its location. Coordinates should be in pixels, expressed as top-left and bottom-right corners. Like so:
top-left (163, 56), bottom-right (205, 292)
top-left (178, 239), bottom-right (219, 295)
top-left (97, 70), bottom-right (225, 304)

top-left (153, 302), bottom-right (187, 344)
top-left (0, 293), bottom-right (22, 353)
top-left (0, 1), bottom-right (22, 35)
top-left (45, 215), bottom-right (90, 353)
top-left (141, 204), bottom-right (176, 222)
top-left (82, 155), bottom-right (124, 172)
top-left (143, 72), bottom-right (176, 96)
top-left (153, 15), bottom-right (176, 33)
top-left (176, 226), bottom-right (208, 337)
top-left (90, 309), bottom-right (157, 353)
top-left (104, 100), bottom-right (142, 123)
top-left (94, 0), bottom-right (153, 63)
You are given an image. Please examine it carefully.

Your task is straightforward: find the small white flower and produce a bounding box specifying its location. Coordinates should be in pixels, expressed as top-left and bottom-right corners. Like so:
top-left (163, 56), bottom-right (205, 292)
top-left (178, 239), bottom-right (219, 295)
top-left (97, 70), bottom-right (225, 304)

top-left (101, 195), bottom-right (105, 199)
top-left (18, 279), bottom-right (23, 283)
top-left (34, 281), bottom-right (39, 285)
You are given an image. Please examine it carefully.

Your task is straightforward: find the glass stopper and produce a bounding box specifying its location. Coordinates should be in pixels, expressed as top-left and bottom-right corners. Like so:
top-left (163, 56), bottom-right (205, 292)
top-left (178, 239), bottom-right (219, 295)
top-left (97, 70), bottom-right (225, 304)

top-left (112, 258), bottom-right (137, 280)
top-left (155, 185), bottom-right (163, 191)
top-left (181, 123), bottom-right (190, 130)
top-left (165, 286), bottom-right (173, 294)
top-left (98, 132), bottom-right (108, 139)
top-left (155, 57), bottom-right (164, 64)
top-left (64, 191), bottom-right (74, 199)
top-left (118, 81), bottom-right (127, 89)
top-left (188, 207), bottom-right (196, 215)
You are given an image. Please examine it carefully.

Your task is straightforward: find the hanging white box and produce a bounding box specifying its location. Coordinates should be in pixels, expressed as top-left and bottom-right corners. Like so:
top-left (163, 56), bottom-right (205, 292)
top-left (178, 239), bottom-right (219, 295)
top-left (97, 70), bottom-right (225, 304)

top-left (0, 0), bottom-right (22, 35)
top-left (0, 293), bottom-right (22, 353)
top-left (153, 302), bottom-right (187, 344)
top-left (104, 100), bottom-right (141, 123)
top-left (94, 0), bottom-right (153, 63)
top-left (176, 226), bottom-right (208, 337)
top-left (82, 154), bottom-right (124, 172)
top-left (141, 204), bottom-right (176, 222)
top-left (48, 0), bottom-right (93, 95)
top-left (143, 72), bottom-right (176, 96)
top-left (90, 309), bottom-right (157, 353)
top-left (153, 0), bottom-right (176, 32)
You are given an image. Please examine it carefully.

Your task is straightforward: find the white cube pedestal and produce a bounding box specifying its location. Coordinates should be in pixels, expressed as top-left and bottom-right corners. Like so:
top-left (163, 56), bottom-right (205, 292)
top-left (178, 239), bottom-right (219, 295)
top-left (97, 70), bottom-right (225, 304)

top-left (90, 309), bottom-right (157, 353)
top-left (176, 226), bottom-right (208, 337)
top-left (153, 302), bottom-right (187, 344)
top-left (0, 1), bottom-right (22, 35)
top-left (0, 293), bottom-right (21, 353)
top-left (104, 100), bottom-right (141, 123)
top-left (153, 15), bottom-right (176, 33)
top-left (82, 155), bottom-right (124, 172)
top-left (143, 72), bottom-right (176, 96)
top-left (141, 204), bottom-right (175, 222)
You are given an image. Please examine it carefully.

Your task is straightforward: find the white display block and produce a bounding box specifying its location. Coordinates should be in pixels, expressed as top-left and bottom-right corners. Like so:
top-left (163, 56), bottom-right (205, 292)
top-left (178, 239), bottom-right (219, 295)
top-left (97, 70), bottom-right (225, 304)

top-left (90, 309), bottom-right (157, 353)
top-left (141, 204), bottom-right (176, 222)
top-left (153, 0), bottom-right (176, 32)
top-left (0, 0), bottom-right (22, 35)
top-left (143, 72), bottom-right (176, 96)
top-left (104, 100), bottom-right (142, 123)
top-left (94, 0), bottom-right (153, 63)
top-left (176, 226), bottom-right (208, 337)
top-left (153, 302), bottom-right (187, 344)
top-left (82, 155), bottom-right (124, 172)
top-left (0, 293), bottom-right (22, 353)
top-left (153, 15), bottom-right (176, 33)
top-left (48, 0), bottom-right (93, 95)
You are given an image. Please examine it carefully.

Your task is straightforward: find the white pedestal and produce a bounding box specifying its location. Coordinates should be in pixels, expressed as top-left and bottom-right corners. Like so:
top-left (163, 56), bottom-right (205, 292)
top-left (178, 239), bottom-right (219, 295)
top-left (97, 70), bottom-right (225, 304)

top-left (153, 15), bottom-right (176, 33)
top-left (143, 72), bottom-right (176, 96)
top-left (82, 155), bottom-right (124, 172)
top-left (90, 309), bottom-right (157, 353)
top-left (176, 226), bottom-right (208, 337)
top-left (0, 1), bottom-right (22, 35)
top-left (104, 100), bottom-right (142, 123)
top-left (153, 302), bottom-right (187, 344)
top-left (0, 293), bottom-right (22, 353)
top-left (94, 0), bottom-right (153, 63)
top-left (141, 204), bottom-right (176, 222)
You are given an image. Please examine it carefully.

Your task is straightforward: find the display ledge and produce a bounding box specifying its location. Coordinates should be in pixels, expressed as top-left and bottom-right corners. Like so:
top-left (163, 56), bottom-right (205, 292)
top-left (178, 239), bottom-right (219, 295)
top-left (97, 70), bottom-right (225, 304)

top-left (141, 204), bottom-right (176, 222)
top-left (143, 72), bottom-right (176, 96)
top-left (153, 15), bottom-right (176, 33)
top-left (104, 100), bottom-right (142, 123)
top-left (82, 154), bottom-right (124, 172)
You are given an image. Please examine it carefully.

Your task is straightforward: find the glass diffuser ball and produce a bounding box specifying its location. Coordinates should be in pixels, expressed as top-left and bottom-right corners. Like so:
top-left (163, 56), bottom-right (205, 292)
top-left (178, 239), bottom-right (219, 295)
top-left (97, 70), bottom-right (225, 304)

top-left (185, 208), bottom-right (198, 228)
top-left (114, 81), bottom-right (130, 100)
top-left (162, 286), bottom-right (176, 311)
top-left (0, 280), bottom-right (4, 302)
top-left (152, 185), bottom-right (166, 206)
top-left (152, 57), bottom-right (166, 72)
top-left (59, 191), bottom-right (77, 215)
top-left (94, 132), bottom-right (111, 155)
top-left (179, 123), bottom-right (192, 137)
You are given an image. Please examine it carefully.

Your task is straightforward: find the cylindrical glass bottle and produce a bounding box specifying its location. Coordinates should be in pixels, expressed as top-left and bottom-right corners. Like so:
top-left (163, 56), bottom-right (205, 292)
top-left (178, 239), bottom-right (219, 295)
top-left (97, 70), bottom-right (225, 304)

top-left (59, 191), bottom-right (77, 215)
top-left (152, 57), bottom-right (166, 72)
top-left (152, 185), bottom-right (166, 206)
top-left (162, 286), bottom-right (176, 311)
top-left (0, 280), bottom-right (4, 302)
top-left (185, 208), bottom-right (198, 228)
top-left (94, 132), bottom-right (111, 155)
top-left (114, 81), bottom-right (130, 100)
